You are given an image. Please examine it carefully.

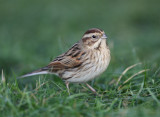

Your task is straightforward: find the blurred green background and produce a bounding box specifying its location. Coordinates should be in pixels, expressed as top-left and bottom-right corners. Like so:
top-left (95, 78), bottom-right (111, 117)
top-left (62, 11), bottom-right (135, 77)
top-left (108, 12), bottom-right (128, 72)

top-left (0, 0), bottom-right (160, 76)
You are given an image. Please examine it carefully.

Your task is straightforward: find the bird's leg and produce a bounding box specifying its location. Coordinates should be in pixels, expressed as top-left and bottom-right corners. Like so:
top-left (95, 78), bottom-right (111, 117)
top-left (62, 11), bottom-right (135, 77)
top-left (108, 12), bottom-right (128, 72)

top-left (85, 83), bottom-right (99, 95)
top-left (65, 81), bottom-right (70, 95)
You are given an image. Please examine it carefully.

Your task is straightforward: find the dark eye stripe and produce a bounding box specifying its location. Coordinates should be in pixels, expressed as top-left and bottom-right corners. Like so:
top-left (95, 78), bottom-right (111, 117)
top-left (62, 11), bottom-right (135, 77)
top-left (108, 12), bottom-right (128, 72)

top-left (82, 37), bottom-right (90, 42)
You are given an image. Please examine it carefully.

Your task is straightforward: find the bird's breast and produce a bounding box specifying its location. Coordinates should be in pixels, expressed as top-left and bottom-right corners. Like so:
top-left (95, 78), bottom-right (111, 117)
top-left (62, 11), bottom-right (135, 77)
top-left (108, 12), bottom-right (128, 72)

top-left (64, 45), bottom-right (110, 83)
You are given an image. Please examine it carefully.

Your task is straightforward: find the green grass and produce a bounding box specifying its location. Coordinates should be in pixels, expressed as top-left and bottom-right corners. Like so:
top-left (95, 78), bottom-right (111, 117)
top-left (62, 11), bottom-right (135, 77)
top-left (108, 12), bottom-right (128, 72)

top-left (0, 0), bottom-right (160, 117)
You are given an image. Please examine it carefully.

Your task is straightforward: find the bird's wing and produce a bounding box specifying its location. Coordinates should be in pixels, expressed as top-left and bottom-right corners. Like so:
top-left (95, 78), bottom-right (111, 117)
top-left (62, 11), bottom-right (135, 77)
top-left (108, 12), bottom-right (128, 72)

top-left (47, 56), bottom-right (82, 71)
top-left (45, 43), bottom-right (86, 72)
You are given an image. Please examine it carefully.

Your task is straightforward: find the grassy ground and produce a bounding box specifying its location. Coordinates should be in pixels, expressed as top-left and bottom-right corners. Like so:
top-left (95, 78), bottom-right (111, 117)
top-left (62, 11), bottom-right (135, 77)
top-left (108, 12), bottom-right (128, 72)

top-left (0, 0), bottom-right (160, 117)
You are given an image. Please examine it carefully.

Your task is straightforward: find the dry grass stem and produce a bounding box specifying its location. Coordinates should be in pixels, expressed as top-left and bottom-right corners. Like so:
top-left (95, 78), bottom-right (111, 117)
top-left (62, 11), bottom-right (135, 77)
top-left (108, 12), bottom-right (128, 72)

top-left (1, 69), bottom-right (6, 83)
top-left (116, 63), bottom-right (142, 86)
top-left (118, 69), bottom-right (149, 90)
top-left (35, 81), bottom-right (48, 91)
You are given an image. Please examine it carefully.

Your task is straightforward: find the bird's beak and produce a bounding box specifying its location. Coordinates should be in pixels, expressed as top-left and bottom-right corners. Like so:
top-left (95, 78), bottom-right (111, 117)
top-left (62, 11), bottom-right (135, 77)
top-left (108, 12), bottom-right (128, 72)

top-left (102, 34), bottom-right (107, 39)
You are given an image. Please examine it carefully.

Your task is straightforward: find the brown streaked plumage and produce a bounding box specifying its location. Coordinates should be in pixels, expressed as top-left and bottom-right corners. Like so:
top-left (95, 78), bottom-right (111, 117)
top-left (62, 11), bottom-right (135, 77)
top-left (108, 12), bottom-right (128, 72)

top-left (19, 28), bottom-right (111, 95)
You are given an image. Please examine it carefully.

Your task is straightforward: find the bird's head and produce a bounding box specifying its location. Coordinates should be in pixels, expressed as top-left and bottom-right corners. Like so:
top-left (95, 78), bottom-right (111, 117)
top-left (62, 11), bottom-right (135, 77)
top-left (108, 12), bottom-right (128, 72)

top-left (81, 28), bottom-right (107, 49)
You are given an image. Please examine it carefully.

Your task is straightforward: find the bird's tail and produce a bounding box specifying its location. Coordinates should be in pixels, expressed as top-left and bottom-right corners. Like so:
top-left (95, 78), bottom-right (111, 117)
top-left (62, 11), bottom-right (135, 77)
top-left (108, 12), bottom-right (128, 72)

top-left (17, 67), bottom-right (50, 79)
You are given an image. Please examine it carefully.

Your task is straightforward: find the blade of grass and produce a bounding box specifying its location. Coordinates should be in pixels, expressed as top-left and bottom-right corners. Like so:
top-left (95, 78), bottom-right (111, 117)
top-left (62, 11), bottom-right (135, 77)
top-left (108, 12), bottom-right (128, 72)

top-left (106, 98), bottom-right (118, 112)
top-left (147, 88), bottom-right (160, 105)
top-left (136, 79), bottom-right (145, 98)
top-left (67, 93), bottom-right (87, 100)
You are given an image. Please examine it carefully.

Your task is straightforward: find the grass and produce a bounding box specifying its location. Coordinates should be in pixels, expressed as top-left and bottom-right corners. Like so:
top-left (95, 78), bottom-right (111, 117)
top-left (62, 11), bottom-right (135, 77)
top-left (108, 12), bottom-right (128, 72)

top-left (1, 65), bottom-right (160, 117)
top-left (0, 0), bottom-right (160, 117)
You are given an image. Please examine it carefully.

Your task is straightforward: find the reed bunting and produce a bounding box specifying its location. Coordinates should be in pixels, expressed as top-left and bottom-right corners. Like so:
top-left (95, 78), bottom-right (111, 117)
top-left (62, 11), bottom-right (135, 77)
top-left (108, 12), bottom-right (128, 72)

top-left (19, 28), bottom-right (111, 95)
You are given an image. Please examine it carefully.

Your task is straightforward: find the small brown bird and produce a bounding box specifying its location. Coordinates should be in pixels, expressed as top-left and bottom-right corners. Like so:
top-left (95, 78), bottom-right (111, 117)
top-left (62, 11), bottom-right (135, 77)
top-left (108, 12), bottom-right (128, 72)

top-left (19, 28), bottom-right (111, 95)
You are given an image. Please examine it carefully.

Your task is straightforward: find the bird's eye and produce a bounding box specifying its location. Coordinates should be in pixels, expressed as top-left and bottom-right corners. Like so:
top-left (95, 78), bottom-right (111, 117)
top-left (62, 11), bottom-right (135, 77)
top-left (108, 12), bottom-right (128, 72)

top-left (92, 35), bottom-right (96, 38)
